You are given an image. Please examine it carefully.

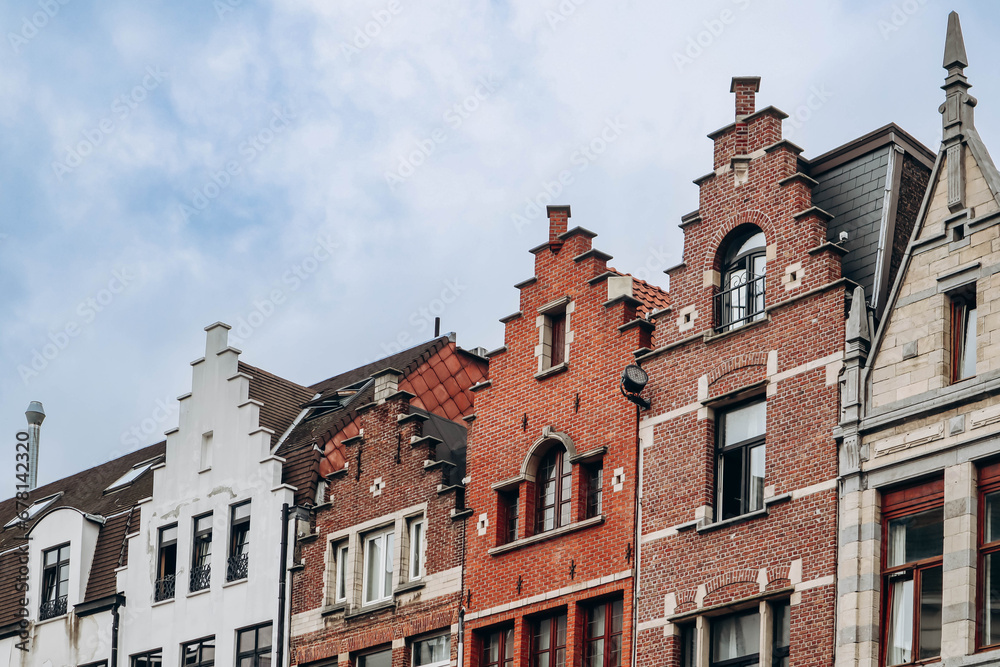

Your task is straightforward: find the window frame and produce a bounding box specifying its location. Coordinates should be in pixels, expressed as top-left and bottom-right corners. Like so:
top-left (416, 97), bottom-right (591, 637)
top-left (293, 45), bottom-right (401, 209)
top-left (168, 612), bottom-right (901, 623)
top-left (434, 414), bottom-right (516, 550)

top-left (499, 489), bottom-right (519, 545)
top-left (227, 501), bottom-right (251, 582)
top-left (481, 626), bottom-right (514, 667)
top-left (412, 633), bottom-right (451, 667)
top-left (716, 228), bottom-right (767, 332)
top-left (709, 608), bottom-right (760, 667)
top-left (407, 516), bottom-right (425, 582)
top-left (40, 543), bottom-right (70, 620)
top-left (155, 524), bottom-right (178, 602)
top-left (530, 611), bottom-right (567, 667)
top-left (236, 622), bottom-right (273, 667)
top-left (879, 478), bottom-right (945, 666)
top-left (181, 636), bottom-right (216, 667)
top-left (714, 398), bottom-right (767, 522)
top-left (584, 598), bottom-right (624, 667)
top-left (357, 646), bottom-right (393, 667)
top-left (129, 650), bottom-right (163, 667)
top-left (977, 461), bottom-right (1000, 651)
top-left (951, 286), bottom-right (978, 383)
top-left (362, 526), bottom-right (395, 605)
top-left (535, 447), bottom-right (573, 535)
top-left (585, 462), bottom-right (604, 520)
top-left (333, 540), bottom-right (349, 604)
top-left (190, 512), bottom-right (213, 593)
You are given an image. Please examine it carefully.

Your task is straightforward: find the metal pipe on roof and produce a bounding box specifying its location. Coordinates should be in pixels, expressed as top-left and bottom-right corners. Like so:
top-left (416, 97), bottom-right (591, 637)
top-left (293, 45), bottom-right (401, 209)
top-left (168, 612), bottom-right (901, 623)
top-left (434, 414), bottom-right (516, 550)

top-left (25, 401), bottom-right (45, 491)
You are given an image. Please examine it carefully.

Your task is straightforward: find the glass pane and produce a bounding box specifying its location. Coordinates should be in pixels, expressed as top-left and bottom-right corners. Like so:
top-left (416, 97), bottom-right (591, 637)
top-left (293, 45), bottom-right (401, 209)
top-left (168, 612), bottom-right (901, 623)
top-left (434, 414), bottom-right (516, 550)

top-left (918, 566), bottom-right (942, 660)
top-left (238, 629), bottom-right (254, 651)
top-left (535, 618), bottom-right (550, 650)
top-left (384, 533), bottom-right (394, 598)
top-left (611, 600), bottom-right (623, 634)
top-left (162, 526), bottom-right (177, 543)
top-left (411, 522), bottom-right (423, 577)
top-left (608, 635), bottom-right (621, 667)
top-left (338, 545), bottom-right (348, 599)
top-left (196, 515), bottom-right (212, 533)
top-left (542, 507), bottom-right (555, 532)
top-left (588, 604), bottom-right (606, 639)
top-left (559, 501), bottom-right (571, 527)
top-left (258, 623), bottom-right (272, 649)
top-left (720, 448), bottom-right (744, 520)
top-left (556, 615), bottom-right (566, 647)
top-left (585, 639), bottom-right (603, 667)
top-left (886, 508), bottom-right (943, 567)
top-left (232, 502), bottom-right (251, 522)
top-left (773, 602), bottom-right (790, 649)
top-left (554, 648), bottom-right (565, 667)
top-left (486, 633), bottom-right (498, 665)
top-left (415, 636), bottom-right (449, 666)
top-left (987, 492), bottom-right (1000, 544)
top-left (45, 549), bottom-right (58, 566)
top-left (537, 654), bottom-right (549, 667)
top-left (365, 536), bottom-right (382, 601)
top-left (504, 629), bottom-right (513, 660)
top-left (360, 649), bottom-right (392, 667)
top-left (680, 625), bottom-right (697, 667)
top-left (738, 232), bottom-right (766, 257)
top-left (885, 577), bottom-right (913, 666)
top-left (960, 306), bottom-right (977, 379)
top-left (749, 445), bottom-right (765, 512)
top-left (723, 401), bottom-right (766, 446)
top-left (258, 657), bottom-right (271, 667)
top-left (984, 552), bottom-right (1000, 646)
top-left (711, 611), bottom-right (759, 660)
top-left (239, 659), bottom-right (253, 667)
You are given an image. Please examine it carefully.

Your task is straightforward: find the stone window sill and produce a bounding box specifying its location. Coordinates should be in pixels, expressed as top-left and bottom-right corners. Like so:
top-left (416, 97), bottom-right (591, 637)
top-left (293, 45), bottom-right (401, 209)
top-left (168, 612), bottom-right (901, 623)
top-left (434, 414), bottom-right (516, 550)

top-left (394, 580), bottom-right (425, 596)
top-left (321, 601), bottom-right (348, 617)
top-left (534, 362), bottom-right (568, 381)
top-left (695, 494), bottom-right (790, 534)
top-left (488, 515), bottom-right (603, 555)
top-left (345, 599), bottom-right (395, 619)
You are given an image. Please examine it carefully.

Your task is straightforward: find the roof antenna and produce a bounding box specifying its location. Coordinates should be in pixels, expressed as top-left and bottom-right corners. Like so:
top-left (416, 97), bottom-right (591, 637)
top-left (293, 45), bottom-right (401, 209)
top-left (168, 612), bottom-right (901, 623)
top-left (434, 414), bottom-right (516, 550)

top-left (434, 317), bottom-right (441, 337)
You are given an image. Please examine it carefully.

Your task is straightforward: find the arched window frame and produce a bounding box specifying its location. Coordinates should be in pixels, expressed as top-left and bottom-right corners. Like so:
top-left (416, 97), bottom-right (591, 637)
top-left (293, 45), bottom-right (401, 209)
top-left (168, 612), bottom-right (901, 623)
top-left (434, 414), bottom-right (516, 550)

top-left (715, 227), bottom-right (767, 332)
top-left (535, 445), bottom-right (573, 534)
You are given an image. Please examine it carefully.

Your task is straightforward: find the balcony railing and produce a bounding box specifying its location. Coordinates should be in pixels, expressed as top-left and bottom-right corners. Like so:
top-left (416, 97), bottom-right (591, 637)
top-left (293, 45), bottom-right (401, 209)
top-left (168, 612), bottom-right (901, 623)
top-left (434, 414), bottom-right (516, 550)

top-left (39, 595), bottom-right (67, 621)
top-left (226, 552), bottom-right (248, 582)
top-left (154, 574), bottom-right (176, 602)
top-left (714, 273), bottom-right (766, 332)
top-left (189, 564), bottom-right (211, 592)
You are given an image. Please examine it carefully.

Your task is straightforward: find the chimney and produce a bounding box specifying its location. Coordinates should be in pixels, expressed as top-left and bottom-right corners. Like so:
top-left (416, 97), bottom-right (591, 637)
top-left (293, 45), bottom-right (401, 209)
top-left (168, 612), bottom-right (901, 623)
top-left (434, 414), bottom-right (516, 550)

top-left (25, 401), bottom-right (45, 491)
top-left (372, 368), bottom-right (404, 403)
top-left (731, 76), bottom-right (760, 119)
top-left (546, 205), bottom-right (571, 251)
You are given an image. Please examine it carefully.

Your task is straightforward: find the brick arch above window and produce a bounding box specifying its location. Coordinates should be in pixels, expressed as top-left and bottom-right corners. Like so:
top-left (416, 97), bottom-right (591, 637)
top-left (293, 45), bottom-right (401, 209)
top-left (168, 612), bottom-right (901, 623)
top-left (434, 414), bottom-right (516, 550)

top-left (707, 353), bottom-right (770, 388)
top-left (703, 210), bottom-right (776, 273)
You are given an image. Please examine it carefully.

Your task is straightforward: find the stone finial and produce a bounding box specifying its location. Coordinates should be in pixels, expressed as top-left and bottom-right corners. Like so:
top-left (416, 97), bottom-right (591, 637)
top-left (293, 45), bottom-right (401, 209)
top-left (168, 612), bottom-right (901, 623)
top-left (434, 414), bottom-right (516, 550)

top-left (940, 11), bottom-right (976, 141)
top-left (846, 285), bottom-right (871, 348)
top-left (943, 11), bottom-right (968, 70)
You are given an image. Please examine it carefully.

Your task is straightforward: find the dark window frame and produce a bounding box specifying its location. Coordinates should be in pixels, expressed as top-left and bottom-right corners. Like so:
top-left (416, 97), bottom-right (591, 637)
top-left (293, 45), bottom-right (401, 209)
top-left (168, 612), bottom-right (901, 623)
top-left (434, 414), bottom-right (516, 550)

top-left (585, 462), bottom-right (603, 520)
top-left (499, 489), bottom-right (519, 544)
top-left (130, 650), bottom-right (163, 667)
top-left (236, 622), bottom-right (273, 667)
top-left (771, 601), bottom-right (790, 667)
top-left (181, 636), bottom-right (216, 667)
top-left (228, 501), bottom-right (250, 582)
top-left (530, 612), bottom-right (567, 667)
top-left (879, 478), bottom-right (945, 666)
top-left (535, 447), bottom-right (573, 534)
top-left (709, 608), bottom-right (760, 667)
top-left (40, 543), bottom-right (70, 620)
top-left (715, 398), bottom-right (767, 522)
top-left (356, 646), bottom-right (393, 667)
top-left (549, 311), bottom-right (566, 367)
top-left (951, 286), bottom-right (978, 383)
top-left (977, 461), bottom-right (1000, 651)
top-left (584, 598), bottom-right (624, 667)
top-left (190, 512), bottom-right (213, 592)
top-left (155, 524), bottom-right (177, 602)
top-left (480, 626), bottom-right (514, 667)
top-left (715, 228), bottom-right (767, 332)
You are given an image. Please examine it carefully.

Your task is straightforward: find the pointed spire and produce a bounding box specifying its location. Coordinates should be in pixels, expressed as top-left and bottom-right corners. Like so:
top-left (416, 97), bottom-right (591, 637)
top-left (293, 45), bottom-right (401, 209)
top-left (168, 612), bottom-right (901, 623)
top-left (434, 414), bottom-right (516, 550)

top-left (846, 285), bottom-right (870, 348)
top-left (943, 11), bottom-right (968, 71)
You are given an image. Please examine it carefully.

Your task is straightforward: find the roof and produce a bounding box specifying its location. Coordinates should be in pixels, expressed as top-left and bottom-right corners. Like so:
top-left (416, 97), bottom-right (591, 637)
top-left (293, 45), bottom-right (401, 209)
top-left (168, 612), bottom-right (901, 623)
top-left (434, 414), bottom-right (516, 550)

top-left (83, 506), bottom-right (139, 603)
top-left (608, 268), bottom-right (671, 315)
top-left (416, 407), bottom-right (467, 486)
top-left (239, 361), bottom-right (315, 442)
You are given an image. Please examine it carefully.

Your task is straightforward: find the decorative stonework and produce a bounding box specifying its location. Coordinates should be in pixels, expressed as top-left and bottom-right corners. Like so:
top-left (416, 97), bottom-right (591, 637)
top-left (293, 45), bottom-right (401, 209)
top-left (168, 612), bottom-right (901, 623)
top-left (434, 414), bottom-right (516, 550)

top-left (782, 262), bottom-right (803, 291)
top-left (369, 477), bottom-right (385, 497)
top-left (612, 467), bottom-right (625, 492)
top-left (476, 513), bottom-right (489, 536)
top-left (677, 305), bottom-right (698, 333)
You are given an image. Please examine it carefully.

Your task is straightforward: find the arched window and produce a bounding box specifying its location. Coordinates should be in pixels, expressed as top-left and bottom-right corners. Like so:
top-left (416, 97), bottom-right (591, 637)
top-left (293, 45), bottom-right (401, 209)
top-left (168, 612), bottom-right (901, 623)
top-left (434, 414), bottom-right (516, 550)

top-left (716, 227), bottom-right (767, 331)
top-left (536, 446), bottom-right (572, 533)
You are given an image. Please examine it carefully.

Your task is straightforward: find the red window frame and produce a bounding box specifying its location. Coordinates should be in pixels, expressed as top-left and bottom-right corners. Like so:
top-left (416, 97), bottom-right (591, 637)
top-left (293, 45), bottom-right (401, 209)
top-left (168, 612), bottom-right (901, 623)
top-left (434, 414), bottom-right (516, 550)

top-left (481, 627), bottom-right (514, 667)
top-left (879, 478), bottom-right (944, 666)
top-left (530, 613), bottom-right (567, 667)
top-left (498, 489), bottom-right (519, 544)
top-left (535, 448), bottom-right (572, 534)
top-left (584, 599), bottom-right (623, 667)
top-left (549, 312), bottom-right (566, 367)
top-left (950, 289), bottom-right (977, 383)
top-left (977, 460), bottom-right (1000, 650)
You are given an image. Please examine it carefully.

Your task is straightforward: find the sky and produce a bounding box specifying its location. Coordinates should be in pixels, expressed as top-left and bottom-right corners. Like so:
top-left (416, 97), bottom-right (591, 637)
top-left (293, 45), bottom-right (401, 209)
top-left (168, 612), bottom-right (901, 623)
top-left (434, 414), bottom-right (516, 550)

top-left (0, 0), bottom-right (997, 494)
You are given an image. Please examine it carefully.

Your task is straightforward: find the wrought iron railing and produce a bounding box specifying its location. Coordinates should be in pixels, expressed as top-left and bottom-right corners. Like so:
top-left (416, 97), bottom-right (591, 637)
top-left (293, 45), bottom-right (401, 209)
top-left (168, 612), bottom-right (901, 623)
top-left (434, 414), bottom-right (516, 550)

top-left (226, 552), bottom-right (248, 582)
top-left (39, 595), bottom-right (67, 620)
top-left (154, 574), bottom-right (176, 601)
top-left (190, 564), bottom-right (211, 592)
top-left (714, 273), bottom-right (766, 332)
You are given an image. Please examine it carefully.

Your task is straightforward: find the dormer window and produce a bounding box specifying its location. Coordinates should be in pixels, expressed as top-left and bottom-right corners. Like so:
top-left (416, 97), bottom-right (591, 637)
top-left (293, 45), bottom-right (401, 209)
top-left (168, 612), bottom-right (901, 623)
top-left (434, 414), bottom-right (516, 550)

top-left (4, 493), bottom-right (60, 529)
top-left (716, 227), bottom-right (767, 331)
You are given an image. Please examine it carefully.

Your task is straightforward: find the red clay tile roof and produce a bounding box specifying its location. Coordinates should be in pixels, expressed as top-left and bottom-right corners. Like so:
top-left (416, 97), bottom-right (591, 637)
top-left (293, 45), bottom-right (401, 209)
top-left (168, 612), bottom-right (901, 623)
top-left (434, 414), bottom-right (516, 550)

top-left (83, 506), bottom-right (139, 603)
top-left (608, 268), bottom-right (670, 315)
top-left (239, 361), bottom-right (316, 443)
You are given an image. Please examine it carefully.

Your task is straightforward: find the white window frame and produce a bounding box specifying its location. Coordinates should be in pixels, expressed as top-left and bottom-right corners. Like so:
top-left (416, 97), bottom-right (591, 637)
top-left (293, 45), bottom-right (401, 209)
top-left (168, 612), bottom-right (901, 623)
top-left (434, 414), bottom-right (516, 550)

top-left (334, 541), bottom-right (349, 603)
top-left (408, 517), bottom-right (425, 581)
top-left (362, 527), bottom-right (395, 605)
top-left (412, 633), bottom-right (450, 667)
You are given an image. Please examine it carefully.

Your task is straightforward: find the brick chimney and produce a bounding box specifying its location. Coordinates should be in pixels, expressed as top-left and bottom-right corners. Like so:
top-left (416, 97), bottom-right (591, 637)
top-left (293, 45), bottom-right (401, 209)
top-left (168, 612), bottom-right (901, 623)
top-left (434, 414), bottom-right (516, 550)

top-left (547, 205), bottom-right (570, 251)
top-left (731, 76), bottom-right (760, 119)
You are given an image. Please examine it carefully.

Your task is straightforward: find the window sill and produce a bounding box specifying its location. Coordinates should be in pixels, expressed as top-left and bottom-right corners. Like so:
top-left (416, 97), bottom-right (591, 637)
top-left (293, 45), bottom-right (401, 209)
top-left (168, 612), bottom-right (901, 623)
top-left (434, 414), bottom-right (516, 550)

top-left (696, 494), bottom-right (789, 534)
top-left (321, 602), bottom-right (348, 617)
top-left (222, 577), bottom-right (247, 589)
top-left (394, 580), bottom-right (425, 596)
top-left (151, 597), bottom-right (175, 608)
top-left (345, 600), bottom-right (395, 619)
top-left (187, 587), bottom-right (211, 598)
top-left (488, 515), bottom-right (603, 555)
top-left (534, 363), bottom-right (568, 381)
top-left (34, 612), bottom-right (69, 627)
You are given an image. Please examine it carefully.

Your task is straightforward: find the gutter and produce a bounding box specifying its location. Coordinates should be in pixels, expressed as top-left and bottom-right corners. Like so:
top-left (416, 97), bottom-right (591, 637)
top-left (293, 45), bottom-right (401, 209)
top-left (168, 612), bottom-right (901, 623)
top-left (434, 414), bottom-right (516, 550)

top-left (277, 503), bottom-right (290, 667)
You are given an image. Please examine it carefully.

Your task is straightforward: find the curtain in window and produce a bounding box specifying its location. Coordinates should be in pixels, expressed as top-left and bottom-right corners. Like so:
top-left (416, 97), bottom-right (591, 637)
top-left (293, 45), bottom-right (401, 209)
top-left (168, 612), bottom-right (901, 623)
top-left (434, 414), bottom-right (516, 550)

top-left (886, 578), bottom-right (913, 666)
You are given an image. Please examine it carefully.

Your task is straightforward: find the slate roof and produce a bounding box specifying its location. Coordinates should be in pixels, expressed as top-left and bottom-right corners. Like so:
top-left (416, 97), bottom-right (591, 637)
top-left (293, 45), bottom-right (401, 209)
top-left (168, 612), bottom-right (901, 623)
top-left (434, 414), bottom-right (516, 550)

top-left (239, 361), bottom-right (315, 443)
top-left (416, 407), bottom-right (468, 487)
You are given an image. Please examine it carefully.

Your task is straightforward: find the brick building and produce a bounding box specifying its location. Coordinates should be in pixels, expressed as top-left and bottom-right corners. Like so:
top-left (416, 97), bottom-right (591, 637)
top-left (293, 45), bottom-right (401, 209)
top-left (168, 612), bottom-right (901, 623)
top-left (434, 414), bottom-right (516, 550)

top-left (287, 336), bottom-right (487, 667)
top-left (461, 209), bottom-right (668, 667)
top-left (836, 13), bottom-right (1000, 666)
top-left (632, 77), bottom-right (930, 667)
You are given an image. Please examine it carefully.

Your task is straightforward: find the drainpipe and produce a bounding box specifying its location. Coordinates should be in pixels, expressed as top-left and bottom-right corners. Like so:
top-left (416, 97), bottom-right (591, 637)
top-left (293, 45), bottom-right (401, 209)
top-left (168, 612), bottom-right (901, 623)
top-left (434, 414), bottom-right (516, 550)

top-left (631, 401), bottom-right (642, 667)
top-left (111, 594), bottom-right (122, 667)
top-left (277, 503), bottom-right (290, 667)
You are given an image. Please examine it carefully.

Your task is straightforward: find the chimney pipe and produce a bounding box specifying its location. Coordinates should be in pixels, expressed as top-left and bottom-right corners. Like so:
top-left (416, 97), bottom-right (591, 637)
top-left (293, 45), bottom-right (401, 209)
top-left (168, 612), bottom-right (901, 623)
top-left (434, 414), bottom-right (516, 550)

top-left (434, 317), bottom-right (441, 338)
top-left (24, 401), bottom-right (45, 491)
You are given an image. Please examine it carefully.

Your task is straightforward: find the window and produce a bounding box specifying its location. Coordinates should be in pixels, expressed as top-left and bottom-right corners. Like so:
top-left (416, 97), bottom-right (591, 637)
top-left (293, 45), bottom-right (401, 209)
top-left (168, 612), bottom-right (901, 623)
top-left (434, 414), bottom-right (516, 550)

top-left (531, 613), bottom-right (567, 667)
top-left (4, 493), bottom-right (60, 528)
top-left (363, 527), bottom-right (394, 604)
top-left (499, 490), bottom-right (519, 544)
top-left (155, 524), bottom-right (177, 602)
top-left (333, 541), bottom-right (349, 603)
top-left (881, 480), bottom-right (943, 666)
top-left (536, 447), bottom-right (572, 534)
top-left (771, 602), bottom-right (790, 667)
top-left (40, 543), bottom-right (69, 620)
top-left (413, 634), bottom-right (450, 667)
top-left (408, 517), bottom-right (425, 581)
top-left (951, 287), bottom-right (977, 382)
top-left (716, 228), bottom-right (766, 331)
top-left (191, 513), bottom-right (212, 592)
top-left (130, 650), bottom-right (162, 667)
top-left (105, 459), bottom-right (158, 492)
top-left (710, 610), bottom-right (759, 667)
top-left (586, 463), bottom-right (603, 519)
top-left (200, 432), bottom-right (213, 470)
top-left (538, 301), bottom-right (571, 372)
top-left (182, 637), bottom-right (215, 667)
top-left (358, 648), bottom-right (392, 667)
top-left (585, 599), bottom-right (623, 667)
top-left (679, 623), bottom-right (697, 667)
top-left (716, 400), bottom-right (766, 521)
top-left (236, 622), bottom-right (273, 667)
top-left (979, 462), bottom-right (1000, 649)
top-left (549, 311), bottom-right (566, 367)
top-left (228, 502), bottom-right (250, 582)
top-left (482, 628), bottom-right (514, 667)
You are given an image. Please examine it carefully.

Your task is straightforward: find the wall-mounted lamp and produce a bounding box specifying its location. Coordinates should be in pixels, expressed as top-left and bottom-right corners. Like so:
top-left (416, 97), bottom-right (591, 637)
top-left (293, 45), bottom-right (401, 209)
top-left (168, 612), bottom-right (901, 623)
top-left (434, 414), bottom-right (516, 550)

top-left (620, 365), bottom-right (650, 410)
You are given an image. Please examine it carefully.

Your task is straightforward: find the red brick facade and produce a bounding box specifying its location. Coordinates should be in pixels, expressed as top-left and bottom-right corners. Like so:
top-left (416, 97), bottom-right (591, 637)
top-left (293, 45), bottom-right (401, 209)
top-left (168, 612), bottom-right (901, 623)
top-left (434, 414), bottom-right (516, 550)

top-left (634, 79), bottom-right (845, 667)
top-left (461, 211), bottom-right (667, 667)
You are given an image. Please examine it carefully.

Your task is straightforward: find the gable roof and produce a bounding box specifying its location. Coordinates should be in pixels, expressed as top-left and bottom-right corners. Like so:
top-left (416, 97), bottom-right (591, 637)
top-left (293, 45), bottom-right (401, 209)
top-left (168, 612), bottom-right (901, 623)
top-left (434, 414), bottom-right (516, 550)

top-left (239, 361), bottom-right (316, 443)
top-left (607, 268), bottom-right (670, 315)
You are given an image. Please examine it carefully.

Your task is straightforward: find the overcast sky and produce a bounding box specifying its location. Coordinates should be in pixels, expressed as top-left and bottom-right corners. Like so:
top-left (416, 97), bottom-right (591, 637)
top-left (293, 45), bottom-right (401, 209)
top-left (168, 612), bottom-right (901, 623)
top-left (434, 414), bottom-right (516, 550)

top-left (1, 0), bottom-right (996, 494)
